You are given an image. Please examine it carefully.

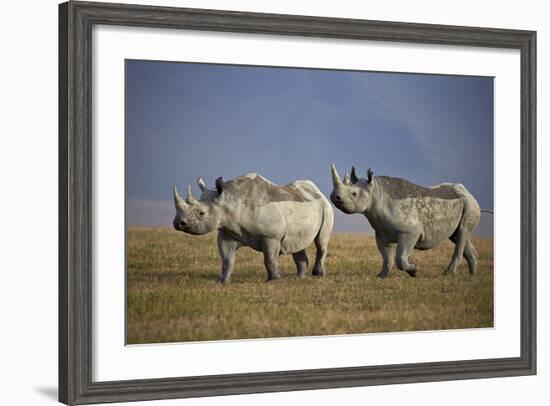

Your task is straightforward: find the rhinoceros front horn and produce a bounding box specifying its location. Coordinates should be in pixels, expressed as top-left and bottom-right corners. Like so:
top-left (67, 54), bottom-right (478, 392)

top-left (331, 163), bottom-right (342, 186)
top-left (173, 186), bottom-right (187, 210)
top-left (186, 185), bottom-right (198, 205)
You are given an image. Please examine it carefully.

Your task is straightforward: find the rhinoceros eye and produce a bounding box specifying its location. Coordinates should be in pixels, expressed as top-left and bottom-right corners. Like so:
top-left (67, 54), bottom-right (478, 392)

top-left (352, 192), bottom-right (357, 197)
top-left (199, 211), bottom-right (205, 217)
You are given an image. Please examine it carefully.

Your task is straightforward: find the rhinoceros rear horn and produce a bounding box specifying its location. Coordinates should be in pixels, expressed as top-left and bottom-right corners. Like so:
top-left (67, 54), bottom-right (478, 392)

top-left (173, 186), bottom-right (187, 210)
top-left (343, 172), bottom-right (351, 185)
top-left (350, 166), bottom-right (358, 184)
top-left (330, 163), bottom-right (342, 186)
top-left (186, 185), bottom-right (198, 205)
top-left (215, 177), bottom-right (224, 195)
top-left (367, 168), bottom-right (374, 184)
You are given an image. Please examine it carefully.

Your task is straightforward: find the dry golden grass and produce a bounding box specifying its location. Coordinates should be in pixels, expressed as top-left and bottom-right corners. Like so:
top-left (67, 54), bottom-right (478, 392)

top-left (126, 227), bottom-right (493, 344)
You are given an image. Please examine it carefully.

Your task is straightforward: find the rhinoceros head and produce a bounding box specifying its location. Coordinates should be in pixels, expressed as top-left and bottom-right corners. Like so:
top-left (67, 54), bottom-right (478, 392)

top-left (330, 164), bottom-right (374, 214)
top-left (172, 178), bottom-right (224, 235)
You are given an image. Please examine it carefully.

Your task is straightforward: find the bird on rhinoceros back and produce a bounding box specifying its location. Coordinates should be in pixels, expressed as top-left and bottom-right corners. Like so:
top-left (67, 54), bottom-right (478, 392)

top-left (173, 173), bottom-right (334, 284)
top-left (329, 164), bottom-right (486, 278)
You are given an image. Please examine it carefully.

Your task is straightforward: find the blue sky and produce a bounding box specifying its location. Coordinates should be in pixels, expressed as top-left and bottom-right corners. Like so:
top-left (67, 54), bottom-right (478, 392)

top-left (126, 60), bottom-right (494, 235)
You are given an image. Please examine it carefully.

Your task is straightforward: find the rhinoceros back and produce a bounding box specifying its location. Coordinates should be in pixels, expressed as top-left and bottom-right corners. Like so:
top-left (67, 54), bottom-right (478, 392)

top-left (220, 174), bottom-right (332, 254)
top-left (373, 176), bottom-right (479, 249)
top-left (222, 173), bottom-right (325, 206)
top-left (376, 176), bottom-right (462, 200)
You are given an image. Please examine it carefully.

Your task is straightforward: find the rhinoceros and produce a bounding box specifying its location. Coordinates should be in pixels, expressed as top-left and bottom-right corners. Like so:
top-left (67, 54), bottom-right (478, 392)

top-left (173, 173), bottom-right (334, 283)
top-left (330, 164), bottom-right (484, 278)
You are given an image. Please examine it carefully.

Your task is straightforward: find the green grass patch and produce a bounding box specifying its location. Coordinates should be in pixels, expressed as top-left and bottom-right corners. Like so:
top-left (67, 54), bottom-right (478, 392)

top-left (127, 227), bottom-right (493, 344)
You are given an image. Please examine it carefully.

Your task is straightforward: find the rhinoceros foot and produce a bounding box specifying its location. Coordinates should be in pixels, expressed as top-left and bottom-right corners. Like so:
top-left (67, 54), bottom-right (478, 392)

top-left (216, 276), bottom-right (230, 285)
top-left (405, 270), bottom-right (417, 278)
top-left (266, 274), bottom-right (281, 282)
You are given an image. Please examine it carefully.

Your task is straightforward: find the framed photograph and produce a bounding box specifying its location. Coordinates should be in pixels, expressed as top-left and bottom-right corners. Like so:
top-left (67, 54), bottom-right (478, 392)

top-left (59, 1), bottom-right (536, 404)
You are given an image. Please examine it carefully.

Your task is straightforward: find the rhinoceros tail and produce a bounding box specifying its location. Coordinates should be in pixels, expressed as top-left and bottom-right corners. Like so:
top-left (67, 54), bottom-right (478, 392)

top-left (480, 209), bottom-right (494, 214)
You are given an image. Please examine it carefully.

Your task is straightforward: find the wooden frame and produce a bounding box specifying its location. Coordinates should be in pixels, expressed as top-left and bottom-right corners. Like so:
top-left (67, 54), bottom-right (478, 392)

top-left (59, 1), bottom-right (536, 404)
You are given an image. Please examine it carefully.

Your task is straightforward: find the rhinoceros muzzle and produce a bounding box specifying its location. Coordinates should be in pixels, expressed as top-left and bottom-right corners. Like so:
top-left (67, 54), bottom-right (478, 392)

top-left (330, 194), bottom-right (352, 214)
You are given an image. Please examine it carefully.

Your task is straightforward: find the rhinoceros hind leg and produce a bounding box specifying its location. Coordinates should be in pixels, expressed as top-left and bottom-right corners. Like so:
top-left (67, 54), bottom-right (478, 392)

top-left (464, 240), bottom-right (479, 274)
top-left (262, 238), bottom-right (282, 281)
top-left (312, 227), bottom-right (330, 277)
top-left (292, 250), bottom-right (308, 277)
top-left (446, 197), bottom-right (481, 275)
top-left (449, 235), bottom-right (478, 274)
top-left (312, 205), bottom-right (333, 277)
top-left (445, 230), bottom-right (468, 275)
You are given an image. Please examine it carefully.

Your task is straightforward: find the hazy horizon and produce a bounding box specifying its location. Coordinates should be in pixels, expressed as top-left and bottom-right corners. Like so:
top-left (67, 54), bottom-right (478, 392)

top-left (126, 199), bottom-right (494, 237)
top-left (126, 60), bottom-right (494, 236)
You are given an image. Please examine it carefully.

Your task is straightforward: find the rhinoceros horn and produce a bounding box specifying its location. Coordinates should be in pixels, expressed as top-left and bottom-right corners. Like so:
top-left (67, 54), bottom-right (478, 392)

top-left (343, 172), bottom-right (351, 185)
top-left (330, 163), bottom-right (342, 186)
top-left (186, 185), bottom-right (198, 205)
top-left (173, 186), bottom-right (187, 210)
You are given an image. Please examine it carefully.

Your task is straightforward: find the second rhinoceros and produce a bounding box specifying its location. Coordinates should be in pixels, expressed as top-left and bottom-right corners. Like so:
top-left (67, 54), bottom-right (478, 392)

top-left (329, 164), bottom-right (483, 278)
top-left (173, 173), bottom-right (334, 283)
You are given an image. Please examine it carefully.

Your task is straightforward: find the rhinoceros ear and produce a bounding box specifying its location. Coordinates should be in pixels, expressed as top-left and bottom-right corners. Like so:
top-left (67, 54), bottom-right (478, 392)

top-left (350, 166), bottom-right (359, 184)
top-left (197, 176), bottom-right (207, 192)
top-left (367, 168), bottom-right (374, 184)
top-left (215, 177), bottom-right (224, 195)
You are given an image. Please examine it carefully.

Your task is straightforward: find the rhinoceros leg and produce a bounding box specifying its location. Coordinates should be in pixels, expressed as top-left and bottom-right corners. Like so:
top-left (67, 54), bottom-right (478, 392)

top-left (312, 206), bottom-right (333, 277)
top-left (446, 197), bottom-right (481, 275)
top-left (375, 234), bottom-right (394, 278)
top-left (312, 237), bottom-right (328, 277)
top-left (292, 250), bottom-right (309, 277)
top-left (395, 232), bottom-right (419, 277)
top-left (449, 235), bottom-right (478, 274)
top-left (262, 238), bottom-right (282, 281)
top-left (444, 230), bottom-right (468, 275)
top-left (464, 240), bottom-right (479, 274)
top-left (217, 231), bottom-right (241, 284)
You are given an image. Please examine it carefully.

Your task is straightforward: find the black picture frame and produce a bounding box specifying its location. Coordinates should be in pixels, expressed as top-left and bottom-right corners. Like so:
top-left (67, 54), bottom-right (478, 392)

top-left (59, 1), bottom-right (537, 404)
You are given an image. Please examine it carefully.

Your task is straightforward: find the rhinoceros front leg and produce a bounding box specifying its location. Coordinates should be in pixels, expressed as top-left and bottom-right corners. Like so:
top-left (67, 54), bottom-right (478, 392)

top-left (261, 238), bottom-right (281, 281)
top-left (395, 231), bottom-right (419, 277)
top-left (217, 231), bottom-right (241, 284)
top-left (375, 233), bottom-right (394, 278)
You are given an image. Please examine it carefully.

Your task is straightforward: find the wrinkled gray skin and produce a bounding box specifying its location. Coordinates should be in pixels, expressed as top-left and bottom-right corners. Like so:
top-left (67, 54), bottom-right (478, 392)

top-left (330, 164), bottom-right (481, 278)
top-left (173, 173), bottom-right (334, 283)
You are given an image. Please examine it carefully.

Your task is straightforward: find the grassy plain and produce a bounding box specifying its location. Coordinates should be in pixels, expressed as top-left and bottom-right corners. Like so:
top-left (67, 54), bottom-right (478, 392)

top-left (126, 227), bottom-right (493, 344)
